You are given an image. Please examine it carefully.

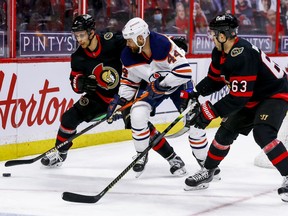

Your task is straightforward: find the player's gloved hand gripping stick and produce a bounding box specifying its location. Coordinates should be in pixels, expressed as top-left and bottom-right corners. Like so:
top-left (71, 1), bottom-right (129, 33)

top-left (4, 92), bottom-right (149, 167)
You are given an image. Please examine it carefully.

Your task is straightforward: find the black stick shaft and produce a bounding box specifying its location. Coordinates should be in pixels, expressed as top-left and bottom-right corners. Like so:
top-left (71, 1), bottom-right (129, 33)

top-left (62, 103), bottom-right (193, 203)
top-left (5, 93), bottom-right (149, 167)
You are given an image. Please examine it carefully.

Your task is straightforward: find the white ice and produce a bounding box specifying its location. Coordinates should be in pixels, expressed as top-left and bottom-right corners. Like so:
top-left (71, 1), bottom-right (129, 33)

top-left (0, 127), bottom-right (287, 216)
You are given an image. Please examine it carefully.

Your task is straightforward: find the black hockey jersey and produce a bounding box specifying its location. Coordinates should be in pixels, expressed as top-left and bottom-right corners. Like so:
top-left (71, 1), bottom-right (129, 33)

top-left (70, 32), bottom-right (126, 103)
top-left (196, 37), bottom-right (288, 117)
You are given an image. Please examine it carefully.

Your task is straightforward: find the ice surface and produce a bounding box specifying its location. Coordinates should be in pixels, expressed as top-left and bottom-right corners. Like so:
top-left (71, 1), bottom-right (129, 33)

top-left (1, 128), bottom-right (287, 216)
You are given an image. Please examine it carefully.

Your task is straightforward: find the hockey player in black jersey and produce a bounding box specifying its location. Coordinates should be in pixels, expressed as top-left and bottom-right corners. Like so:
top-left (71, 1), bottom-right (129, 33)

top-left (41, 14), bottom-right (126, 167)
top-left (184, 13), bottom-right (288, 202)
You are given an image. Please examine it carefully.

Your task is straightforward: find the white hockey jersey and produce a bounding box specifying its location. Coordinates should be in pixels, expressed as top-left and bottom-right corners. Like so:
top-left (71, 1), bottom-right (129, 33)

top-left (119, 32), bottom-right (192, 100)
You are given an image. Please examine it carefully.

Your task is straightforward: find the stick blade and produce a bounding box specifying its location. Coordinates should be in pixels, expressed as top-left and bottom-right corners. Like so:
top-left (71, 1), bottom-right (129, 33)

top-left (5, 159), bottom-right (34, 167)
top-left (166, 126), bottom-right (189, 138)
top-left (62, 192), bottom-right (100, 204)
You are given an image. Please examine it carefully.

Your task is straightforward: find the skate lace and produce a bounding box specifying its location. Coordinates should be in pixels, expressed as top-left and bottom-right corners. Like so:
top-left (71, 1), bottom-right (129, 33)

top-left (133, 153), bottom-right (147, 165)
top-left (45, 150), bottom-right (62, 164)
top-left (283, 176), bottom-right (288, 187)
top-left (168, 156), bottom-right (183, 168)
top-left (191, 169), bottom-right (208, 181)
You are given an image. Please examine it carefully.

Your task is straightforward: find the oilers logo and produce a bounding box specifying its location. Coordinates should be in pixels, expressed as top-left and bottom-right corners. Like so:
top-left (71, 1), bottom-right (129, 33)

top-left (92, 63), bottom-right (119, 90)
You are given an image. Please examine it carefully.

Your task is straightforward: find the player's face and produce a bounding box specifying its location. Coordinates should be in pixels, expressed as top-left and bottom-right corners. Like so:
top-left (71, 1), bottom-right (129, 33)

top-left (208, 30), bottom-right (226, 51)
top-left (126, 38), bottom-right (140, 53)
top-left (73, 31), bottom-right (89, 48)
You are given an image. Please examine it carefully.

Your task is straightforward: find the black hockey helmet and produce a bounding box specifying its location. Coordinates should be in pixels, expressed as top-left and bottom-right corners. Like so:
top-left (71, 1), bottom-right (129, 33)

top-left (71, 14), bottom-right (95, 32)
top-left (209, 13), bottom-right (239, 39)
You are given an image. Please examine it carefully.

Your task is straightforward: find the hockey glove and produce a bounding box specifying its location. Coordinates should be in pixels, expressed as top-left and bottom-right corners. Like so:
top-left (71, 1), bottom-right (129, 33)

top-left (107, 94), bottom-right (127, 124)
top-left (145, 77), bottom-right (170, 101)
top-left (77, 76), bottom-right (98, 93)
top-left (171, 36), bottom-right (188, 52)
top-left (190, 101), bottom-right (218, 129)
top-left (180, 88), bottom-right (200, 112)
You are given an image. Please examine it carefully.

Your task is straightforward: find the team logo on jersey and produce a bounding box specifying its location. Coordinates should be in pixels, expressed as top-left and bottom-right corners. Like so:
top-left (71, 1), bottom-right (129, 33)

top-left (79, 96), bottom-right (89, 106)
top-left (231, 47), bottom-right (244, 57)
top-left (104, 32), bottom-right (113, 40)
top-left (92, 63), bottom-right (119, 90)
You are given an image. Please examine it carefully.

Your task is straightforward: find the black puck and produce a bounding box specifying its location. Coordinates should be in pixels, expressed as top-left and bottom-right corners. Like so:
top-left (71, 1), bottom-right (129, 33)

top-left (2, 173), bottom-right (11, 177)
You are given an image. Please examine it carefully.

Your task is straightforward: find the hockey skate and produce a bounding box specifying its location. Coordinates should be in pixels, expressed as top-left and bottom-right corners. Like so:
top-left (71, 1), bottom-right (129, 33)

top-left (184, 167), bottom-right (218, 191)
top-left (41, 150), bottom-right (67, 168)
top-left (278, 175), bottom-right (288, 202)
top-left (133, 152), bottom-right (148, 178)
top-left (192, 152), bottom-right (221, 181)
top-left (168, 155), bottom-right (187, 176)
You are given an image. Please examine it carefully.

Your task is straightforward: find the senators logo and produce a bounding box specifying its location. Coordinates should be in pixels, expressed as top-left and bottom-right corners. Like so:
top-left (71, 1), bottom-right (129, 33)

top-left (104, 32), bottom-right (113, 40)
top-left (92, 63), bottom-right (119, 90)
top-left (231, 47), bottom-right (244, 57)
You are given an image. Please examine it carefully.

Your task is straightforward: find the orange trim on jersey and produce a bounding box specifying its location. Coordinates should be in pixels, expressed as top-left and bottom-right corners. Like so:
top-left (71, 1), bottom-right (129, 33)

top-left (120, 79), bottom-right (140, 87)
top-left (174, 68), bottom-right (192, 73)
top-left (132, 129), bottom-right (150, 137)
top-left (271, 151), bottom-right (288, 165)
top-left (189, 138), bottom-right (207, 145)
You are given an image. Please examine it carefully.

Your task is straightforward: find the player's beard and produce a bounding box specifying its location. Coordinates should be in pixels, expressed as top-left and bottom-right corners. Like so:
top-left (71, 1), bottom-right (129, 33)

top-left (130, 46), bottom-right (140, 53)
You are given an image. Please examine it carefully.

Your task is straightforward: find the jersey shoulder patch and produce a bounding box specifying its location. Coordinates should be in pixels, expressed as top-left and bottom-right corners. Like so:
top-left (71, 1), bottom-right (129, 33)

top-left (231, 47), bottom-right (244, 57)
top-left (104, 32), bottom-right (113, 40)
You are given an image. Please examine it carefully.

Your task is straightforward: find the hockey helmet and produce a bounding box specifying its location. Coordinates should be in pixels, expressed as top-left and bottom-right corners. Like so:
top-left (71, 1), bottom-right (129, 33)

top-left (122, 17), bottom-right (150, 51)
top-left (209, 13), bottom-right (239, 39)
top-left (71, 14), bottom-right (95, 33)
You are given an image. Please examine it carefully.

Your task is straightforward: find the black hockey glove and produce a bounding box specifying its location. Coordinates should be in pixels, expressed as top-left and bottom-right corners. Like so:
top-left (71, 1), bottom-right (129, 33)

top-left (190, 101), bottom-right (218, 129)
top-left (107, 94), bottom-right (127, 124)
top-left (145, 77), bottom-right (170, 101)
top-left (171, 36), bottom-right (188, 52)
top-left (77, 76), bottom-right (98, 93)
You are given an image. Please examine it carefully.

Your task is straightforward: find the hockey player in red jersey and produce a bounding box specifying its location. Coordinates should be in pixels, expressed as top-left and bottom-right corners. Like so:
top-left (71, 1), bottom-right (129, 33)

top-left (41, 14), bottom-right (126, 167)
top-left (184, 13), bottom-right (288, 202)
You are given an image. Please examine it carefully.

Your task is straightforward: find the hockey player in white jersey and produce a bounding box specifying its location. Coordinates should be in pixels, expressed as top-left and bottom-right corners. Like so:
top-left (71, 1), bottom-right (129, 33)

top-left (107, 17), bottom-right (216, 177)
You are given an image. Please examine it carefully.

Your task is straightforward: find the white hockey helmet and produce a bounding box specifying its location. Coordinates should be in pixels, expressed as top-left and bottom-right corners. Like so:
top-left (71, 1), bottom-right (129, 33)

top-left (122, 17), bottom-right (150, 52)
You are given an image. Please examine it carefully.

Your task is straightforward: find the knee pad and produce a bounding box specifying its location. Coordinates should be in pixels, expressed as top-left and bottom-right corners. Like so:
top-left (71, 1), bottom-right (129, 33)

top-left (215, 126), bottom-right (238, 145)
top-left (130, 101), bottom-right (151, 130)
top-left (253, 124), bottom-right (277, 148)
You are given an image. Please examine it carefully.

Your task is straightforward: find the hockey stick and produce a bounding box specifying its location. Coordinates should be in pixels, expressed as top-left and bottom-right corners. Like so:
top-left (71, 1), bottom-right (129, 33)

top-left (4, 92), bottom-right (149, 167)
top-left (62, 102), bottom-right (194, 203)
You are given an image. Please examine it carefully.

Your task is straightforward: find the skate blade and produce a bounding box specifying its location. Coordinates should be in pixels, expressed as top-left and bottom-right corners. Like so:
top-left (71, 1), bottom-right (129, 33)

top-left (134, 169), bottom-right (145, 178)
top-left (184, 183), bottom-right (209, 191)
top-left (279, 193), bottom-right (288, 202)
top-left (42, 162), bottom-right (63, 168)
top-left (172, 168), bottom-right (187, 177)
top-left (212, 174), bottom-right (221, 182)
top-left (278, 188), bottom-right (288, 202)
